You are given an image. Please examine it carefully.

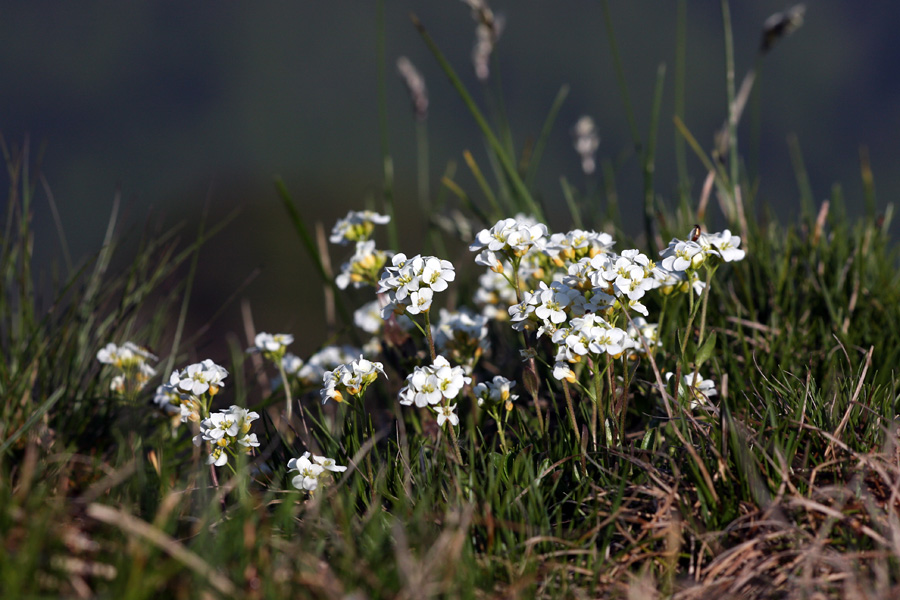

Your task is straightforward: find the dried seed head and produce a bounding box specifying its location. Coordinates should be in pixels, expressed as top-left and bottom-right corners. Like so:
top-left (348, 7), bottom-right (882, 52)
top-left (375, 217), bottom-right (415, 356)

top-left (396, 56), bottom-right (428, 121)
top-left (572, 116), bottom-right (600, 175)
top-left (761, 4), bottom-right (806, 54)
top-left (462, 0), bottom-right (504, 81)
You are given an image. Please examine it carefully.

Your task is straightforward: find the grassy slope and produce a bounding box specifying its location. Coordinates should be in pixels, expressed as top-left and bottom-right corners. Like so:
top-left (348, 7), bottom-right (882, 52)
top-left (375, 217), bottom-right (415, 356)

top-left (4, 5), bottom-right (900, 600)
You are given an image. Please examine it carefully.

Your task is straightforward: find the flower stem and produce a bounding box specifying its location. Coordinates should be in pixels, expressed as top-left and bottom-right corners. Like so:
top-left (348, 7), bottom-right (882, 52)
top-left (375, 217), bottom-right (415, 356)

top-left (593, 358), bottom-right (605, 447)
top-left (424, 310), bottom-right (437, 362)
top-left (562, 379), bottom-right (582, 447)
top-left (697, 265), bottom-right (717, 350)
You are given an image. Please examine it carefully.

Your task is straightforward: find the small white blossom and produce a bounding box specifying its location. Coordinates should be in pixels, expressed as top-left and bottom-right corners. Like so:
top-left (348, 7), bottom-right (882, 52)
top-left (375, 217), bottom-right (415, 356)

top-left (288, 451), bottom-right (345, 491)
top-left (473, 376), bottom-right (518, 411)
top-left (398, 356), bottom-right (471, 408)
top-left (169, 359), bottom-right (228, 397)
top-left (330, 210), bottom-right (391, 245)
top-left (192, 405), bottom-right (260, 467)
top-left (320, 355), bottom-right (386, 404)
top-left (435, 403), bottom-right (459, 428)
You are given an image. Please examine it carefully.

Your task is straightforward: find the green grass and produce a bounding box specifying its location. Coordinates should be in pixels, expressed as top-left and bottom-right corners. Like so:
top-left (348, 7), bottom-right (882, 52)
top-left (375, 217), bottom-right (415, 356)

top-left (4, 3), bottom-right (900, 599)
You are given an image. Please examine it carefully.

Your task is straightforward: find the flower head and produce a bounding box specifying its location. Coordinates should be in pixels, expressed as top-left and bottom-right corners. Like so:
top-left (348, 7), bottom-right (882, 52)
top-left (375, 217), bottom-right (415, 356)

top-left (192, 405), bottom-right (260, 467)
top-left (320, 355), bottom-right (387, 404)
top-left (435, 403), bottom-right (459, 428)
top-left (249, 332), bottom-right (293, 363)
top-left (288, 451), bottom-right (346, 492)
top-left (330, 210), bottom-right (391, 245)
top-left (169, 359), bottom-right (228, 397)
top-left (473, 376), bottom-right (518, 411)
top-left (398, 356), bottom-right (471, 408)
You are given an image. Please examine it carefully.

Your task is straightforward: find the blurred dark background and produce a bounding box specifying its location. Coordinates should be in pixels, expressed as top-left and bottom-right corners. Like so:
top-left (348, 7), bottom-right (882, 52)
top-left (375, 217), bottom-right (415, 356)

top-left (4, 1), bottom-right (899, 358)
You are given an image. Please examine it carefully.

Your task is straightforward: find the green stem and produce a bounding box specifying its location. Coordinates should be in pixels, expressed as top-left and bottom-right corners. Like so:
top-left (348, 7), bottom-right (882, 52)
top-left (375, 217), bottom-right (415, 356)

top-left (593, 358), bottom-right (605, 447)
top-left (697, 265), bottom-right (717, 352)
top-left (562, 379), bottom-right (582, 447)
top-left (424, 310), bottom-right (437, 362)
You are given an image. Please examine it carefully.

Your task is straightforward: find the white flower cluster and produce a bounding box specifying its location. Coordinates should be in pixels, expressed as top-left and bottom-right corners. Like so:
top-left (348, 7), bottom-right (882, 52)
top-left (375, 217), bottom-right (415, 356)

top-left (281, 344), bottom-right (363, 387)
top-left (169, 359), bottom-right (228, 397)
top-left (288, 451), bottom-right (347, 492)
top-left (473, 269), bottom-right (518, 320)
top-left (467, 219), bottom-right (748, 389)
top-left (354, 299), bottom-right (413, 334)
top-left (154, 359), bottom-right (229, 423)
top-left (474, 376), bottom-right (518, 411)
top-left (433, 307), bottom-right (489, 371)
top-left (335, 240), bottom-right (392, 290)
top-left (660, 229), bottom-right (745, 272)
top-left (544, 228), bottom-right (615, 264)
top-left (96, 341), bottom-right (157, 394)
top-left (378, 254), bottom-right (456, 317)
top-left (320, 355), bottom-right (386, 404)
top-left (469, 217), bottom-right (548, 271)
top-left (398, 355), bottom-right (471, 409)
top-left (192, 405), bottom-right (260, 467)
top-left (248, 332), bottom-right (293, 360)
top-left (329, 210), bottom-right (391, 246)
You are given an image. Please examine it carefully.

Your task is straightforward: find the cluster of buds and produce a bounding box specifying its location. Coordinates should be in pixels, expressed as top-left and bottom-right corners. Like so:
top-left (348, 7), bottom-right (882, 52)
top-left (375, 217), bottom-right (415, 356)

top-left (473, 376), bottom-right (517, 412)
top-left (331, 211), bottom-right (392, 290)
top-left (320, 356), bottom-right (387, 404)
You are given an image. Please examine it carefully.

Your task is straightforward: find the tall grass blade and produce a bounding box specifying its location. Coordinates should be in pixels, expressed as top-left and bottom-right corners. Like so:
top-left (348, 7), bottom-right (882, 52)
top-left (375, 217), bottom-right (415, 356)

top-left (411, 14), bottom-right (543, 221)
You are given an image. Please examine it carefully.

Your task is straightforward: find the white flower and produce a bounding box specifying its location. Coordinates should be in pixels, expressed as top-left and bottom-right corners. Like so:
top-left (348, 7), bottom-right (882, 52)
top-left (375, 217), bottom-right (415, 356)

top-left (330, 210), bottom-right (391, 245)
top-left (288, 452), bottom-right (325, 491)
top-left (552, 361), bottom-right (577, 383)
top-left (435, 403), bottom-right (459, 427)
top-left (311, 455), bottom-right (347, 473)
top-left (470, 217), bottom-right (548, 259)
top-left (97, 341), bottom-right (157, 368)
top-left (354, 300), bottom-right (385, 334)
top-left (474, 376), bottom-right (518, 410)
top-left (97, 342), bottom-right (158, 393)
top-left (420, 256), bottom-right (456, 292)
top-left (398, 356), bottom-right (471, 408)
top-left (473, 269), bottom-right (518, 319)
top-left (667, 371), bottom-right (718, 409)
top-left (294, 345), bottom-right (362, 387)
top-left (153, 384), bottom-right (184, 415)
top-left (282, 352), bottom-right (304, 375)
top-left (251, 332), bottom-right (293, 354)
top-left (703, 229), bottom-right (746, 263)
top-left (320, 355), bottom-right (386, 404)
top-left (288, 451), bottom-right (345, 491)
top-left (572, 116), bottom-right (600, 175)
top-left (336, 240), bottom-right (391, 290)
top-left (406, 287), bottom-right (434, 315)
top-left (193, 405), bottom-right (260, 467)
top-left (378, 254), bottom-right (455, 316)
top-left (660, 239), bottom-right (704, 272)
top-left (169, 359), bottom-right (228, 397)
